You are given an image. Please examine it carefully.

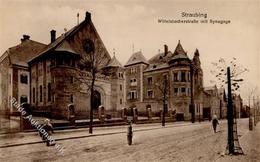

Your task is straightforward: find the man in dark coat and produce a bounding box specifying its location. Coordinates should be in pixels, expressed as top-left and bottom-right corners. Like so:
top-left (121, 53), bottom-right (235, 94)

top-left (212, 114), bottom-right (219, 133)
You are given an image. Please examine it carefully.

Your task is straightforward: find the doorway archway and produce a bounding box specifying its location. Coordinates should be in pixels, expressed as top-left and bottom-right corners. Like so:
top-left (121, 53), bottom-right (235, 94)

top-left (93, 90), bottom-right (101, 110)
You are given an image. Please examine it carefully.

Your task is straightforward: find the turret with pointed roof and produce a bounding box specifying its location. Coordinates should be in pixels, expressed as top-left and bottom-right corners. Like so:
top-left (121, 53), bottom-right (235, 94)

top-left (169, 40), bottom-right (190, 65)
top-left (106, 54), bottom-right (123, 68)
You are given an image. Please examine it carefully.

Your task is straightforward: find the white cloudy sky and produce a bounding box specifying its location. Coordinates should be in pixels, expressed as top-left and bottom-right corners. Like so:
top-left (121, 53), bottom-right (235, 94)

top-left (0, 0), bottom-right (259, 101)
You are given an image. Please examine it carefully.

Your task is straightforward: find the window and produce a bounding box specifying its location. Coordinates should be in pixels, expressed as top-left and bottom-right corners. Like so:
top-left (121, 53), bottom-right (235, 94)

top-left (188, 72), bottom-right (190, 81)
top-left (174, 88), bottom-right (178, 96)
top-left (39, 85), bottom-right (42, 102)
top-left (187, 88), bottom-right (190, 95)
top-left (53, 93), bottom-right (55, 102)
top-left (20, 74), bottom-right (28, 84)
top-left (57, 58), bottom-right (63, 65)
top-left (120, 98), bottom-right (122, 104)
top-left (120, 84), bottom-right (122, 91)
top-left (33, 87), bottom-right (35, 103)
top-left (181, 72), bottom-right (186, 82)
top-left (164, 74), bottom-right (168, 80)
top-left (130, 78), bottom-right (137, 86)
top-left (20, 95), bottom-right (28, 104)
top-left (71, 60), bottom-right (76, 67)
top-left (38, 62), bottom-right (43, 76)
top-left (147, 77), bottom-right (153, 85)
top-left (130, 68), bottom-right (137, 74)
top-left (64, 58), bottom-right (70, 66)
top-left (119, 72), bottom-right (123, 78)
top-left (50, 59), bottom-right (55, 67)
top-left (47, 83), bottom-right (51, 102)
top-left (70, 76), bottom-right (74, 84)
top-left (129, 91), bottom-right (137, 99)
top-left (173, 72), bottom-right (178, 81)
top-left (181, 87), bottom-right (186, 95)
top-left (70, 94), bottom-right (73, 103)
top-left (147, 90), bottom-right (153, 98)
top-left (9, 74), bottom-right (11, 84)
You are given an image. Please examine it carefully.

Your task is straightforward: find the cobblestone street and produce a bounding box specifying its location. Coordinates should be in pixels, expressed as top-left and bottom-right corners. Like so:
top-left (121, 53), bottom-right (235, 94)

top-left (0, 119), bottom-right (259, 162)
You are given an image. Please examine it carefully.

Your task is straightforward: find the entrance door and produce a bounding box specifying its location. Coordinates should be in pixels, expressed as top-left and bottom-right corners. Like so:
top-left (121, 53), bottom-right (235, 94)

top-left (203, 107), bottom-right (211, 119)
top-left (93, 90), bottom-right (101, 110)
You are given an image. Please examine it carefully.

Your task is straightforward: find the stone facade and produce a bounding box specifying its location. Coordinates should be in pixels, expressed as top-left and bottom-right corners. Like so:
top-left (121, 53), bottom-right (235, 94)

top-left (124, 42), bottom-right (204, 121)
top-left (1, 12), bottom-right (125, 120)
top-left (0, 36), bottom-right (46, 114)
top-left (28, 12), bottom-right (125, 119)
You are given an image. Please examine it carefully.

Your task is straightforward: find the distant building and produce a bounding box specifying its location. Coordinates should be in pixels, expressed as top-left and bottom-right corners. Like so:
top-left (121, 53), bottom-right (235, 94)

top-left (203, 86), bottom-right (227, 120)
top-left (233, 94), bottom-right (243, 118)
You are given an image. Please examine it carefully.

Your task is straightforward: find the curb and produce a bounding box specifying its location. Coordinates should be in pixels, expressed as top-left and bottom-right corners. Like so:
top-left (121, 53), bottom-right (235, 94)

top-left (0, 122), bottom-right (201, 148)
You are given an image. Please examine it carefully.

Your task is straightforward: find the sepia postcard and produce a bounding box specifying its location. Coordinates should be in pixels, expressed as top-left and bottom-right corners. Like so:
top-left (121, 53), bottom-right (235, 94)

top-left (0, 0), bottom-right (259, 161)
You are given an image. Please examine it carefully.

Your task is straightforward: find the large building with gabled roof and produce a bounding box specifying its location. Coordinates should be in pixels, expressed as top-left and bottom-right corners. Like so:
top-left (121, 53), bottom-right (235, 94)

top-left (0, 12), bottom-right (126, 119)
top-left (27, 12), bottom-right (125, 119)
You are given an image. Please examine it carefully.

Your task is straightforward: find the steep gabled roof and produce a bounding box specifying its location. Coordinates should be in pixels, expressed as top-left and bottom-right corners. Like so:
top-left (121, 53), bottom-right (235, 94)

top-left (107, 55), bottom-right (122, 67)
top-left (28, 23), bottom-right (82, 63)
top-left (125, 51), bottom-right (148, 66)
top-left (144, 63), bottom-right (169, 72)
top-left (29, 12), bottom-right (111, 64)
top-left (1, 39), bottom-right (47, 67)
top-left (148, 51), bottom-right (173, 64)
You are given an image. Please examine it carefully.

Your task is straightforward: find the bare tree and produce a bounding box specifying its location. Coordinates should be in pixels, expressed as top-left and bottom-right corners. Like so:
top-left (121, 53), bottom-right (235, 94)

top-left (210, 57), bottom-right (248, 92)
top-left (156, 74), bottom-right (170, 126)
top-left (70, 37), bottom-right (110, 134)
top-left (211, 57), bottom-right (247, 155)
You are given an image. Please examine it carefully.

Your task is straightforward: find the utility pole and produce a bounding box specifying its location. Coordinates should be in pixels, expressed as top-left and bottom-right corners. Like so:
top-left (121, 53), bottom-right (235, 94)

top-left (227, 67), bottom-right (234, 154)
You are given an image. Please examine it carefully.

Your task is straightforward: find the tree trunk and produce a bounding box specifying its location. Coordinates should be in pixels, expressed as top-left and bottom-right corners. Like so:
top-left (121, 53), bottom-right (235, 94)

top-left (89, 73), bottom-right (95, 134)
top-left (227, 67), bottom-right (234, 154)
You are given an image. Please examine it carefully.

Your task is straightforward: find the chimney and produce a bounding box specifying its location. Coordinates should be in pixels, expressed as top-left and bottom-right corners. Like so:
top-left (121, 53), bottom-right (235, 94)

top-left (21, 35), bottom-right (30, 42)
top-left (50, 30), bottom-right (56, 43)
top-left (85, 11), bottom-right (91, 22)
top-left (164, 44), bottom-right (168, 56)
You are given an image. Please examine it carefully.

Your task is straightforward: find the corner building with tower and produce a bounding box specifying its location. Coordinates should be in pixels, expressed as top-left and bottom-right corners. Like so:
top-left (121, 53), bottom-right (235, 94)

top-left (124, 42), bottom-right (205, 121)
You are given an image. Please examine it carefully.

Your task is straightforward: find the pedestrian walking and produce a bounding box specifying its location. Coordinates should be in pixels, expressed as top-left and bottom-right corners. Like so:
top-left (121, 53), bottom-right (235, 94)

top-left (212, 114), bottom-right (219, 133)
top-left (39, 118), bottom-right (54, 146)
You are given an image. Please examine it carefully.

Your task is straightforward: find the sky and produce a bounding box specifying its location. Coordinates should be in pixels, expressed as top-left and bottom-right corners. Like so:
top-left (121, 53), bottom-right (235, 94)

top-left (0, 0), bottom-right (259, 103)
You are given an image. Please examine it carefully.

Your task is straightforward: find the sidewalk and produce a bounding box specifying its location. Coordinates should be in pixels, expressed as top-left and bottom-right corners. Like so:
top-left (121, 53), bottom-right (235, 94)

top-left (216, 122), bottom-right (260, 162)
top-left (0, 121), bottom-right (195, 148)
